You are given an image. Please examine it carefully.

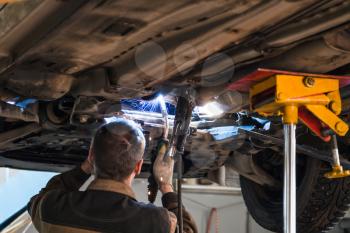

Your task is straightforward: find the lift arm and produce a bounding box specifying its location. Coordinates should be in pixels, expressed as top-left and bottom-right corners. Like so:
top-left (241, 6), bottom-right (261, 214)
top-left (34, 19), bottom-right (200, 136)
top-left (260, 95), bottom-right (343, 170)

top-left (250, 74), bottom-right (348, 140)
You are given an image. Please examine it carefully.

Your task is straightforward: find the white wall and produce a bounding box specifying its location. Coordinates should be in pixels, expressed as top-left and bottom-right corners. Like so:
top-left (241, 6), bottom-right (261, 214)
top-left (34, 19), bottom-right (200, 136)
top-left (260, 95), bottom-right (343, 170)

top-left (131, 179), bottom-right (271, 233)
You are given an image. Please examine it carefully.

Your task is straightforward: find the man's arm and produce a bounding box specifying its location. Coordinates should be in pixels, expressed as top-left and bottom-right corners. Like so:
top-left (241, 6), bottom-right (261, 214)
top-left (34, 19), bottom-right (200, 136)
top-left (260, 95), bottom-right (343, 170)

top-left (161, 185), bottom-right (198, 233)
top-left (28, 161), bottom-right (92, 231)
top-left (153, 143), bottom-right (198, 233)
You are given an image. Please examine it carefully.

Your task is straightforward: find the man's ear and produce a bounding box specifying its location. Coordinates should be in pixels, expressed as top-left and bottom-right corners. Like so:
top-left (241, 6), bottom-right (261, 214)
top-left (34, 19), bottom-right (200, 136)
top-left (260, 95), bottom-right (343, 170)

top-left (134, 159), bottom-right (144, 175)
top-left (88, 149), bottom-right (95, 164)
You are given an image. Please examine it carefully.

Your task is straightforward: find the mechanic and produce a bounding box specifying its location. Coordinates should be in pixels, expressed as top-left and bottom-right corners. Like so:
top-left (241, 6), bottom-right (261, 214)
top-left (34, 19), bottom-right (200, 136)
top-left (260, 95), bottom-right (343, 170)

top-left (28, 119), bottom-right (198, 233)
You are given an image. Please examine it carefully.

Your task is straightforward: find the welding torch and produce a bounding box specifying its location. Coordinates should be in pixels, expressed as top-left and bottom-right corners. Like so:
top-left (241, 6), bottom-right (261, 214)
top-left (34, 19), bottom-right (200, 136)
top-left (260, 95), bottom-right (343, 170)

top-left (147, 90), bottom-right (195, 233)
top-left (167, 88), bottom-right (195, 233)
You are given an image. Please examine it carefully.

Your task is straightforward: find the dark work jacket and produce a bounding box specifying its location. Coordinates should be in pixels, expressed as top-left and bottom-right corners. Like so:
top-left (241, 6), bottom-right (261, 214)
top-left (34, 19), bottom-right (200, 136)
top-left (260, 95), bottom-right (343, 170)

top-left (28, 167), bottom-right (198, 233)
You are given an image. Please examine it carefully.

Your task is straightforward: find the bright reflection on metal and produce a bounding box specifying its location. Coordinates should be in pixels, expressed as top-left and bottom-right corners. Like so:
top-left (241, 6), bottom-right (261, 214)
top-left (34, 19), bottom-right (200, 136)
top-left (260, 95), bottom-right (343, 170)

top-left (104, 116), bottom-right (118, 123)
top-left (196, 101), bottom-right (224, 117)
top-left (6, 100), bottom-right (16, 105)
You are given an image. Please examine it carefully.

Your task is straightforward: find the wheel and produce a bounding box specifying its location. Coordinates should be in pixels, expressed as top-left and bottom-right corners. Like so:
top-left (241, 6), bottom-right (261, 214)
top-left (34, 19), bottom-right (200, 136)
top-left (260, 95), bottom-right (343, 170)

top-left (240, 147), bottom-right (350, 233)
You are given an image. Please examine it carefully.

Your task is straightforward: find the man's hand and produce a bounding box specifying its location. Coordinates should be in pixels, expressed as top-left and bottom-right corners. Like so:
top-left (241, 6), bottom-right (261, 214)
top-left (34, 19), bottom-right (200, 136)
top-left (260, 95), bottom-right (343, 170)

top-left (153, 143), bottom-right (174, 194)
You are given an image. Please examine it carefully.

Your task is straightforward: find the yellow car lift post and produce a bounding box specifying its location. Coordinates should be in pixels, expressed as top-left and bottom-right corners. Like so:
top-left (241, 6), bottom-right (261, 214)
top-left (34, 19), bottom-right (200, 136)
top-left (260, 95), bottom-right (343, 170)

top-left (229, 69), bottom-right (350, 233)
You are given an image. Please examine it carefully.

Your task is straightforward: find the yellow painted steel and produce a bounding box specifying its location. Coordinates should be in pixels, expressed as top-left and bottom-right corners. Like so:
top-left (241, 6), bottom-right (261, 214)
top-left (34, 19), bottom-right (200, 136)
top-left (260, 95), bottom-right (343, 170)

top-left (283, 105), bottom-right (298, 124)
top-left (250, 74), bottom-right (350, 179)
top-left (324, 165), bottom-right (350, 179)
top-left (250, 74), bottom-right (349, 135)
top-left (306, 105), bottom-right (349, 135)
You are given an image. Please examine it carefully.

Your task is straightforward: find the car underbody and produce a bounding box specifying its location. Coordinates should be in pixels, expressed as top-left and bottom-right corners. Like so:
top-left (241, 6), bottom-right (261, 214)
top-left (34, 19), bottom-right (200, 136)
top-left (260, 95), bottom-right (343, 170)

top-left (0, 1), bottom-right (350, 232)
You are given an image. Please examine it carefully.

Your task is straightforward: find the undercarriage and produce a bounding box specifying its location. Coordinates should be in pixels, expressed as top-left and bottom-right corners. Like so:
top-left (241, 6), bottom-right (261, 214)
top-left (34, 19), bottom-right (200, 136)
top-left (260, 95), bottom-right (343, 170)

top-left (0, 1), bottom-right (350, 232)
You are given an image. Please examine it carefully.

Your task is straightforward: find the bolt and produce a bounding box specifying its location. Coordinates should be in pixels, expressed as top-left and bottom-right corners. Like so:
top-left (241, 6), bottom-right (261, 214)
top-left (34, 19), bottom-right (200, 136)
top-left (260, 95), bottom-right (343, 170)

top-left (330, 101), bottom-right (341, 114)
top-left (303, 77), bottom-right (315, 87)
top-left (79, 115), bottom-right (89, 123)
top-left (335, 121), bottom-right (348, 134)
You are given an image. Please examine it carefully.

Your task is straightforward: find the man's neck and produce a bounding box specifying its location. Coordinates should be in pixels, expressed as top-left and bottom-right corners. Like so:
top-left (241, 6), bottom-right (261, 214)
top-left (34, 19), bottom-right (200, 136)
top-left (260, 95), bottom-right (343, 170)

top-left (95, 175), bottom-right (134, 188)
top-left (120, 176), bottom-right (134, 187)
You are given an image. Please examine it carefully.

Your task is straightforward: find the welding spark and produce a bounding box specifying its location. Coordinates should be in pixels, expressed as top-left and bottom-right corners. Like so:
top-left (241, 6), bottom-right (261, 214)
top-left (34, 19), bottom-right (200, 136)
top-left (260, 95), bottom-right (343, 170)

top-left (106, 94), bottom-right (173, 123)
top-left (122, 98), bottom-right (161, 112)
top-left (121, 94), bottom-right (173, 114)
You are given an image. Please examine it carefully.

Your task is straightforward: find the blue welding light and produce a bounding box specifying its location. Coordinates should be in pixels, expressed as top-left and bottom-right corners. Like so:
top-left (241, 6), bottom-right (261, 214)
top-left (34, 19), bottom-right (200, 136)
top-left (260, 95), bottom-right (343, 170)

top-left (252, 116), bottom-right (271, 130)
top-left (207, 125), bottom-right (255, 141)
top-left (6, 98), bottom-right (37, 111)
top-left (5, 97), bottom-right (19, 105)
top-left (121, 96), bottom-right (175, 115)
top-left (15, 99), bottom-right (37, 108)
top-left (106, 95), bottom-right (175, 123)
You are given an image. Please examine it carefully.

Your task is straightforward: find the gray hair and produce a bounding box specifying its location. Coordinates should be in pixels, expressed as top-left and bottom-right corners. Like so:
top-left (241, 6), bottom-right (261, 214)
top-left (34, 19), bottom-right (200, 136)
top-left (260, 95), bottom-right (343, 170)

top-left (92, 119), bottom-right (146, 181)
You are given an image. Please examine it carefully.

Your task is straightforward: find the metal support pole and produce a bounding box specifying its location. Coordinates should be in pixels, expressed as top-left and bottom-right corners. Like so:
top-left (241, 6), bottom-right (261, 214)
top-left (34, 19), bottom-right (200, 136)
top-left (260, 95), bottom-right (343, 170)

top-left (177, 154), bottom-right (183, 233)
top-left (283, 124), bottom-right (297, 233)
top-left (331, 135), bottom-right (341, 167)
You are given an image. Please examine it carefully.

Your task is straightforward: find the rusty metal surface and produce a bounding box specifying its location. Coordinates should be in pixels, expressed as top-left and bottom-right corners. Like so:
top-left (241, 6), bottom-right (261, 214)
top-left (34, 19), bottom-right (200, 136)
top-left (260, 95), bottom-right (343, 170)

top-left (0, 0), bottom-right (349, 180)
top-left (0, 101), bottom-right (38, 122)
top-left (0, 123), bottom-right (41, 148)
top-left (0, 0), bottom-right (327, 101)
top-left (0, 1), bottom-right (43, 37)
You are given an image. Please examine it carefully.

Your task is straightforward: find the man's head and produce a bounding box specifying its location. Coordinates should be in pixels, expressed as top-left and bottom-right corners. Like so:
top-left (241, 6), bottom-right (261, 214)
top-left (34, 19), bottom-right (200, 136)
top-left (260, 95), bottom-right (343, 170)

top-left (91, 119), bottom-right (146, 182)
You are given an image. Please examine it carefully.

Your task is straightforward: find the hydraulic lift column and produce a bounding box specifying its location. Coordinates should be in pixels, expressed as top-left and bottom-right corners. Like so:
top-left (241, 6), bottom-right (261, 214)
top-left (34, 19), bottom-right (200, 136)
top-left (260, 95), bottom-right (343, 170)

top-left (283, 106), bottom-right (297, 233)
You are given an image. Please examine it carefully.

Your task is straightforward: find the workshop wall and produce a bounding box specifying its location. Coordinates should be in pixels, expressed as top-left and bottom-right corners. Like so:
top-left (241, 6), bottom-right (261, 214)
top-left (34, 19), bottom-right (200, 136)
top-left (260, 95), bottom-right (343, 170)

top-left (132, 179), bottom-right (272, 233)
top-left (0, 168), bottom-right (56, 224)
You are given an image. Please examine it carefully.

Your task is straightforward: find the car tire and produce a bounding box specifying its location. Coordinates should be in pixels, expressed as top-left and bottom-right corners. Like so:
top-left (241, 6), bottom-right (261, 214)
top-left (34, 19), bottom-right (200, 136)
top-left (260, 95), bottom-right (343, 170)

top-left (240, 153), bottom-right (350, 233)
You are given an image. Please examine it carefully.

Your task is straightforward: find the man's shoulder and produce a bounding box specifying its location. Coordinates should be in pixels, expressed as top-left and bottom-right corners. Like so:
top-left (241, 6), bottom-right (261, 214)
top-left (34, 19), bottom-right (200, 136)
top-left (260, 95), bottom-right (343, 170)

top-left (42, 189), bottom-right (167, 215)
top-left (39, 189), bottom-right (67, 206)
top-left (134, 202), bottom-right (172, 230)
top-left (39, 189), bottom-right (79, 216)
top-left (38, 190), bottom-right (171, 232)
top-left (135, 201), bottom-right (169, 215)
